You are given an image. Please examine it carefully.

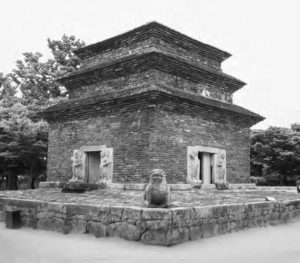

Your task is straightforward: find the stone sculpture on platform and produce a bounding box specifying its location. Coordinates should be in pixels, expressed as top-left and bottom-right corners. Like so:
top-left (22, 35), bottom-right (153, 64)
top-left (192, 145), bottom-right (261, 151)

top-left (143, 169), bottom-right (171, 208)
top-left (70, 150), bottom-right (85, 182)
top-left (215, 151), bottom-right (226, 183)
top-left (214, 151), bottom-right (228, 190)
top-left (98, 148), bottom-right (113, 184)
top-left (187, 150), bottom-right (202, 188)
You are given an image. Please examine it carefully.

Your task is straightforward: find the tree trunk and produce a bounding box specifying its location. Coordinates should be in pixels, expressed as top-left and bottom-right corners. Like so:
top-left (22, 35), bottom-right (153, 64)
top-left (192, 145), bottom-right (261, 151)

top-left (28, 174), bottom-right (37, 189)
top-left (279, 173), bottom-right (287, 186)
top-left (28, 160), bottom-right (37, 189)
top-left (6, 169), bottom-right (18, 190)
top-left (0, 177), bottom-right (3, 190)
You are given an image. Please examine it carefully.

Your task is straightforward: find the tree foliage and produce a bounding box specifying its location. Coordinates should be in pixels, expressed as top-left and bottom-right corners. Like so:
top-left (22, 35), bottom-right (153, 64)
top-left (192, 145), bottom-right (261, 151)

top-left (10, 35), bottom-right (85, 105)
top-left (251, 125), bottom-right (300, 185)
top-left (0, 35), bottom-right (85, 189)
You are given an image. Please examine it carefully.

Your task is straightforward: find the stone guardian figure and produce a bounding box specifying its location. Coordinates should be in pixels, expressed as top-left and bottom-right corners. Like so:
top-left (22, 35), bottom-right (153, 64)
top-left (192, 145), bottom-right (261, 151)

top-left (187, 150), bottom-right (202, 187)
top-left (98, 149), bottom-right (112, 184)
top-left (215, 151), bottom-right (229, 190)
top-left (143, 169), bottom-right (171, 208)
top-left (216, 152), bottom-right (226, 182)
top-left (70, 150), bottom-right (85, 182)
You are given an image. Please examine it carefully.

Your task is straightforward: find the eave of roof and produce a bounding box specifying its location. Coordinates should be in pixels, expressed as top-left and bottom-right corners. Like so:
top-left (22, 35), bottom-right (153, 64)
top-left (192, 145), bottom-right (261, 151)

top-left (59, 52), bottom-right (246, 92)
top-left (74, 21), bottom-right (231, 62)
top-left (41, 84), bottom-right (264, 126)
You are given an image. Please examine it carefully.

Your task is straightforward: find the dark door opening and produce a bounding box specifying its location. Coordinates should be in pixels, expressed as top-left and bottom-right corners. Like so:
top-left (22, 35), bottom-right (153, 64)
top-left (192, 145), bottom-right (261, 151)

top-left (198, 152), bottom-right (203, 181)
top-left (86, 151), bottom-right (101, 183)
top-left (198, 152), bottom-right (214, 185)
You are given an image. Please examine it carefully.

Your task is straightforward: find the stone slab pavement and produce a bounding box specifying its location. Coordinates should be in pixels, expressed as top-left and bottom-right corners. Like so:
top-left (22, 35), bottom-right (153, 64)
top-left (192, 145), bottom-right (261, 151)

top-left (0, 188), bottom-right (299, 207)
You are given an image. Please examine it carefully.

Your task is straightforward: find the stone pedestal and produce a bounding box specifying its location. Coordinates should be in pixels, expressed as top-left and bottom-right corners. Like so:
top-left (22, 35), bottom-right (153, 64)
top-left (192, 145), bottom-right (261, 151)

top-left (60, 182), bottom-right (102, 193)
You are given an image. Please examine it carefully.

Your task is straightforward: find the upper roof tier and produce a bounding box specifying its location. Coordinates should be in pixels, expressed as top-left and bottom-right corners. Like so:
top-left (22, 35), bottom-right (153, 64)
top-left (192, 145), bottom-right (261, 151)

top-left (58, 22), bottom-right (248, 102)
top-left (74, 21), bottom-right (231, 70)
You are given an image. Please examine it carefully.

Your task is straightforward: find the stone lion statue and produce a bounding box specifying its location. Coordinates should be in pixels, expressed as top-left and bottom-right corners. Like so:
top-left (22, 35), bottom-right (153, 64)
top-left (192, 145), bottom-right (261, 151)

top-left (143, 169), bottom-right (171, 208)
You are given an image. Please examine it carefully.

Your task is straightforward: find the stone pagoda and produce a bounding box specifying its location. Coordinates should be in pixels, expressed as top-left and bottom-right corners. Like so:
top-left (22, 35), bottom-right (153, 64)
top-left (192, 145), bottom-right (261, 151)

top-left (41, 22), bottom-right (264, 189)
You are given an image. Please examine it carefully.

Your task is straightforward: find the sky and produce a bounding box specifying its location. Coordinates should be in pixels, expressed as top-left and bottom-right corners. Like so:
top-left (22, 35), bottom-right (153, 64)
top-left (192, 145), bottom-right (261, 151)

top-left (0, 0), bottom-right (299, 129)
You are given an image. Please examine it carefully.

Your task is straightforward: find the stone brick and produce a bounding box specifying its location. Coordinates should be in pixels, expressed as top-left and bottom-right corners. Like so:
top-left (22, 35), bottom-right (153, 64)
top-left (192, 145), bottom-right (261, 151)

top-left (37, 218), bottom-right (52, 231)
top-left (65, 217), bottom-right (87, 234)
top-left (106, 222), bottom-right (141, 241)
top-left (141, 218), bottom-right (171, 231)
top-left (189, 226), bottom-right (203, 240)
top-left (141, 229), bottom-right (168, 246)
top-left (167, 227), bottom-right (190, 245)
top-left (122, 207), bottom-right (142, 223)
top-left (109, 206), bottom-right (124, 223)
top-left (194, 206), bottom-right (213, 218)
top-left (87, 221), bottom-right (107, 238)
top-left (171, 207), bottom-right (193, 227)
top-left (142, 208), bottom-right (172, 220)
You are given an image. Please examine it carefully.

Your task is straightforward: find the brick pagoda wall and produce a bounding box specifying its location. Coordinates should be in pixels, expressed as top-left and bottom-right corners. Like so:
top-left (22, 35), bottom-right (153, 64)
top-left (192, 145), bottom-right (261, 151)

top-left (47, 103), bottom-right (250, 184)
top-left (148, 108), bottom-right (251, 183)
top-left (47, 107), bottom-right (154, 183)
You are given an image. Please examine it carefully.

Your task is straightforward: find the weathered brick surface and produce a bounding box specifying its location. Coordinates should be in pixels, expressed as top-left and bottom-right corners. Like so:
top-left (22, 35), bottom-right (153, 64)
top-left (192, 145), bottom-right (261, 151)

top-left (81, 38), bottom-right (222, 70)
top-left (47, 102), bottom-right (250, 184)
top-left (75, 22), bottom-right (230, 67)
top-left (69, 70), bottom-right (233, 103)
top-left (61, 52), bottom-right (244, 92)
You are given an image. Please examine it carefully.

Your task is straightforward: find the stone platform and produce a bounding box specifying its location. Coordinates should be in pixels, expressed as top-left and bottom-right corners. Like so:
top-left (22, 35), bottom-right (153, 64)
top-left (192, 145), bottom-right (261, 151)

top-left (0, 188), bottom-right (299, 246)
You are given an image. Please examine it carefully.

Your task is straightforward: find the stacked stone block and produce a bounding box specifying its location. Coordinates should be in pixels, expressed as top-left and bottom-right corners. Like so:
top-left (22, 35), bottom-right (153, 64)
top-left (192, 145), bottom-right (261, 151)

top-left (1, 197), bottom-right (300, 246)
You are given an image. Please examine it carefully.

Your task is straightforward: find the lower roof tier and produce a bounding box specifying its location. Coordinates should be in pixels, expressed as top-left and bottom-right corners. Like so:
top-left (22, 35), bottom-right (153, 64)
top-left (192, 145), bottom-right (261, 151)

top-left (41, 84), bottom-right (264, 127)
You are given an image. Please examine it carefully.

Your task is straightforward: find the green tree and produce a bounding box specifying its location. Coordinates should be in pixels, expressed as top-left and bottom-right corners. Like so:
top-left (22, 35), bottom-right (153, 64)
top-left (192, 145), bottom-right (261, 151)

top-left (251, 125), bottom-right (300, 185)
top-left (0, 84), bottom-right (48, 189)
top-left (0, 74), bottom-right (21, 189)
top-left (0, 35), bottom-right (85, 189)
top-left (11, 35), bottom-right (85, 105)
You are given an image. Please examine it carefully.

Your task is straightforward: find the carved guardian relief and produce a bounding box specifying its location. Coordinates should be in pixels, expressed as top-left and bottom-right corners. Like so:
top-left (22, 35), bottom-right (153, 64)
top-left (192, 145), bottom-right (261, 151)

top-left (98, 148), bottom-right (113, 184)
top-left (215, 149), bottom-right (226, 183)
top-left (70, 149), bottom-right (86, 182)
top-left (187, 149), bottom-right (201, 186)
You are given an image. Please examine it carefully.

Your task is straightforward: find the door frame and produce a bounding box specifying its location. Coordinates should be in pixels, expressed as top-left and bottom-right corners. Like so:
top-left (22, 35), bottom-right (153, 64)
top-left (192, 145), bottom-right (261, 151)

top-left (79, 145), bottom-right (108, 183)
top-left (187, 146), bottom-right (226, 184)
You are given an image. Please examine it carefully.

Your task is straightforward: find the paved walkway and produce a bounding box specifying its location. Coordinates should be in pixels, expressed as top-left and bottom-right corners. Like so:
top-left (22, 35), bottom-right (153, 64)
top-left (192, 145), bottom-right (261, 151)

top-left (1, 219), bottom-right (300, 263)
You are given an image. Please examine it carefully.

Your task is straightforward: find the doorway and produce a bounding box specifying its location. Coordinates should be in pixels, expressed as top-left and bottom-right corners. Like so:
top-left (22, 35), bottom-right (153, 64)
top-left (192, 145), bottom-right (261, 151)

top-left (198, 152), bottom-right (214, 185)
top-left (86, 151), bottom-right (101, 183)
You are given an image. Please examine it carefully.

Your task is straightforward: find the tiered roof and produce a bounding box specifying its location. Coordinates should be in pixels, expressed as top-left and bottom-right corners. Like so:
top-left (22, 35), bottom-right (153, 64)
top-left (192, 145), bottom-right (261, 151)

top-left (74, 21), bottom-right (231, 62)
top-left (42, 22), bottom-right (264, 125)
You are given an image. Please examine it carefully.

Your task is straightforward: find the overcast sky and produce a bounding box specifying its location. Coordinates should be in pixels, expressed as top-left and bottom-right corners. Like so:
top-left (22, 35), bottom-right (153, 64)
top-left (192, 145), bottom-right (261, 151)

top-left (1, 0), bottom-right (299, 129)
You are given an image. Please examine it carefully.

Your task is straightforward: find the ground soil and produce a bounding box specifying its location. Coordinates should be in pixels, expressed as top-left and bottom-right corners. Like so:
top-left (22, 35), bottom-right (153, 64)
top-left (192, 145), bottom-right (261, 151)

top-left (0, 219), bottom-right (300, 263)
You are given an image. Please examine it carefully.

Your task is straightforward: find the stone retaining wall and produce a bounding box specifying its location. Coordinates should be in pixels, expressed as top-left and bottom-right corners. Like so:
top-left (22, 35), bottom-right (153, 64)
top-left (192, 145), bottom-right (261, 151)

top-left (1, 198), bottom-right (299, 246)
